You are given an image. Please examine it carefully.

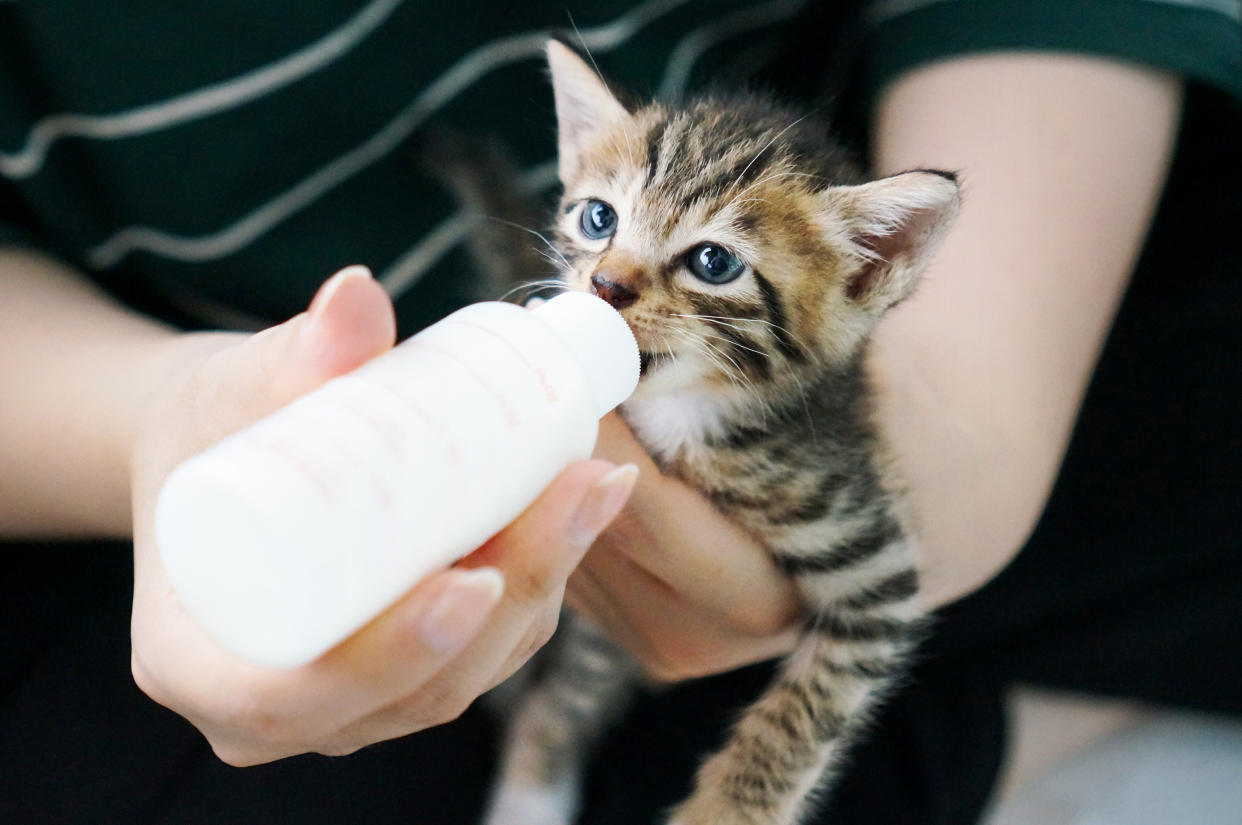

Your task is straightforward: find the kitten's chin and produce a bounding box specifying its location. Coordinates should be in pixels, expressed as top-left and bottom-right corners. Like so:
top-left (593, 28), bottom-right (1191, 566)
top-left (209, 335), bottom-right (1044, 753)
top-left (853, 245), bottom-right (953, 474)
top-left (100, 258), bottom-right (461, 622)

top-left (638, 351), bottom-right (664, 377)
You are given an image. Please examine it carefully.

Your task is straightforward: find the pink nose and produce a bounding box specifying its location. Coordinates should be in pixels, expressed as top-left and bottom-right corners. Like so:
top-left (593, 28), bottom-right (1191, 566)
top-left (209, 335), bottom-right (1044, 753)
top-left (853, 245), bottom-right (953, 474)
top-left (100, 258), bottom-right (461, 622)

top-left (590, 274), bottom-right (639, 310)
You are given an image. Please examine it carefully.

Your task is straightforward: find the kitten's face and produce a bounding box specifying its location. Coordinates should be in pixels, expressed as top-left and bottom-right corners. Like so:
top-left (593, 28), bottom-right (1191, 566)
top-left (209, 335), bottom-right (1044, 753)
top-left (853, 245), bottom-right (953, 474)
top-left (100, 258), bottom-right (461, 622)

top-left (555, 103), bottom-right (860, 400)
top-left (546, 41), bottom-right (959, 403)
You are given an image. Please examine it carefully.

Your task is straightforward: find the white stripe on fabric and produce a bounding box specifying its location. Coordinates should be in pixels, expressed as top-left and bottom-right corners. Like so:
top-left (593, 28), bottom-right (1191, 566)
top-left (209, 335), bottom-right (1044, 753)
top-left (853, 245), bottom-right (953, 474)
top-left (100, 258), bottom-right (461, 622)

top-left (380, 0), bottom-right (808, 301)
top-left (657, 0), bottom-right (811, 101)
top-left (0, 0), bottom-right (403, 180)
top-left (86, 0), bottom-right (694, 271)
top-left (379, 160), bottom-right (559, 298)
top-left (864, 0), bottom-right (1241, 27)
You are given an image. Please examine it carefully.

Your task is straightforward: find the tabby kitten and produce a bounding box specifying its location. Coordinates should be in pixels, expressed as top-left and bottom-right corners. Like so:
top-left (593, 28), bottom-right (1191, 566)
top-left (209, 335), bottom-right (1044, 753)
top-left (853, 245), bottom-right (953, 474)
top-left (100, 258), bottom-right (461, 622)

top-left (485, 41), bottom-right (960, 825)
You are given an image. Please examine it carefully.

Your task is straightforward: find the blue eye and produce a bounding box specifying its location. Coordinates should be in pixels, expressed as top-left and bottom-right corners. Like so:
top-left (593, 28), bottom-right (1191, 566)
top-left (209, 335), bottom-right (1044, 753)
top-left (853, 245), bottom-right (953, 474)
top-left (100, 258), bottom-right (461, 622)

top-left (580, 200), bottom-right (618, 240)
top-left (687, 244), bottom-right (745, 284)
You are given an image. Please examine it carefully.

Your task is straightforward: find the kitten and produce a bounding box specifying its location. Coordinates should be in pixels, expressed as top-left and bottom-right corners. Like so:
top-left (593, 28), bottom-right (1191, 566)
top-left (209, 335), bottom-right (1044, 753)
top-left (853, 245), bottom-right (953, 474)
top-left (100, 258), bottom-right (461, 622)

top-left (484, 40), bottom-right (960, 825)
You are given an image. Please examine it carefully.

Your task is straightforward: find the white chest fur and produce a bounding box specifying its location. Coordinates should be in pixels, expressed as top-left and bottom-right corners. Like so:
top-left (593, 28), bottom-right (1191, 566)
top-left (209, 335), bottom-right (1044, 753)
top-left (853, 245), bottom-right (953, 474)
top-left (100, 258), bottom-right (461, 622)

top-left (620, 389), bottom-right (734, 466)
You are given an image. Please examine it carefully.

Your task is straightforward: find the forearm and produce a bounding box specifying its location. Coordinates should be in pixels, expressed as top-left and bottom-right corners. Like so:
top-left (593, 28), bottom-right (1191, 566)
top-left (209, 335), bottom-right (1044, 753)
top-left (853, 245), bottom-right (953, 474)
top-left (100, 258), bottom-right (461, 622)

top-left (866, 55), bottom-right (1182, 606)
top-left (0, 247), bottom-right (183, 537)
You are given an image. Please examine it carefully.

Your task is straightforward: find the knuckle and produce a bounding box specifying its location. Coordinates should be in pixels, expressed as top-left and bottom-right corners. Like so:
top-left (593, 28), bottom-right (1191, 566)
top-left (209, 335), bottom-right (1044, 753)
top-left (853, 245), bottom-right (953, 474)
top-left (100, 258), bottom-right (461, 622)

top-left (130, 656), bottom-right (169, 707)
top-left (413, 698), bottom-right (470, 731)
top-left (433, 699), bottom-right (472, 728)
top-left (531, 608), bottom-right (562, 652)
top-left (639, 655), bottom-right (684, 684)
top-left (209, 739), bottom-right (269, 768)
top-left (401, 683), bottom-right (472, 732)
top-left (507, 561), bottom-right (559, 606)
top-left (316, 740), bottom-right (366, 758)
top-left (227, 701), bottom-right (287, 743)
top-left (220, 686), bottom-right (304, 746)
top-left (639, 638), bottom-right (712, 684)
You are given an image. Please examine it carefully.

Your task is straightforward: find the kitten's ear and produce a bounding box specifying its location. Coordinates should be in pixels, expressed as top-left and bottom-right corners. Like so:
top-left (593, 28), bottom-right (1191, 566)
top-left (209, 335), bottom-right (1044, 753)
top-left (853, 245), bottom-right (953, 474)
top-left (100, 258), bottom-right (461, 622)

top-left (546, 39), bottom-right (629, 181)
top-left (820, 171), bottom-right (960, 312)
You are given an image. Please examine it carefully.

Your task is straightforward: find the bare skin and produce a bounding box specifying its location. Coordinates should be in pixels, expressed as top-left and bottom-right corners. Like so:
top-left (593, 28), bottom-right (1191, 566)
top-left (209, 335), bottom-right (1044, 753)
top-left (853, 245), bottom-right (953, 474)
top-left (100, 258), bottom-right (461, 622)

top-left (0, 52), bottom-right (1181, 760)
top-left (0, 258), bottom-right (637, 765)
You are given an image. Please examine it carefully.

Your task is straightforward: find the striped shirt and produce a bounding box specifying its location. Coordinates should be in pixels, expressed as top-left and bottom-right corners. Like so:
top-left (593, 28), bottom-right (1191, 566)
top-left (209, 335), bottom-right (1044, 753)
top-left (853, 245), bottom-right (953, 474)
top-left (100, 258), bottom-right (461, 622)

top-left (1, 0), bottom-right (1238, 333)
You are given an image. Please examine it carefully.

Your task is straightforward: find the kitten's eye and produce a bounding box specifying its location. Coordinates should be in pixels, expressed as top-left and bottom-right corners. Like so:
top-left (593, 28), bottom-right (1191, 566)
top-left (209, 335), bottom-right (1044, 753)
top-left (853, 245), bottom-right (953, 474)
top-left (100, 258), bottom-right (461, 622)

top-left (687, 244), bottom-right (745, 285)
top-left (580, 200), bottom-right (618, 240)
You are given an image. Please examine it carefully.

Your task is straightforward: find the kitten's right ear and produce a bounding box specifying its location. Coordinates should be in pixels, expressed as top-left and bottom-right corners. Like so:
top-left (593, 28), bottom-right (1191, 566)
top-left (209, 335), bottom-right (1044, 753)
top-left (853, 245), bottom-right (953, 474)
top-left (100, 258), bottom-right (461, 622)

top-left (547, 39), bottom-right (629, 182)
top-left (819, 170), bottom-right (960, 313)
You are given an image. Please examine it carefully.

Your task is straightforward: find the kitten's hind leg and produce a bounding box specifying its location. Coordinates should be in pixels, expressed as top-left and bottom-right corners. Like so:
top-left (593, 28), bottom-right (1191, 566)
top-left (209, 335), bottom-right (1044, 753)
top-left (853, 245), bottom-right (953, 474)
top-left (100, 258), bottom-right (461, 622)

top-left (484, 615), bottom-right (638, 825)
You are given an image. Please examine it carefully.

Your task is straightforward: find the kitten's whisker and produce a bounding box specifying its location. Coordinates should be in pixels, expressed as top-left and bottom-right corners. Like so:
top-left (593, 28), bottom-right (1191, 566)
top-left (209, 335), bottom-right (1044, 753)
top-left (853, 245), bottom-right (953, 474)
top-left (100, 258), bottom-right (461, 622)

top-left (566, 11), bottom-right (607, 88)
top-left (563, 12), bottom-right (640, 175)
top-left (672, 313), bottom-right (805, 353)
top-left (533, 248), bottom-right (571, 274)
top-left (499, 278), bottom-right (568, 303)
top-left (689, 331), bottom-right (772, 424)
top-left (485, 215), bottom-right (573, 270)
top-left (612, 131), bottom-right (638, 179)
top-left (678, 312), bottom-right (801, 344)
top-left (681, 330), bottom-right (761, 402)
top-left (671, 329), bottom-right (726, 376)
top-left (676, 313), bottom-right (777, 337)
top-left (698, 328), bottom-right (769, 360)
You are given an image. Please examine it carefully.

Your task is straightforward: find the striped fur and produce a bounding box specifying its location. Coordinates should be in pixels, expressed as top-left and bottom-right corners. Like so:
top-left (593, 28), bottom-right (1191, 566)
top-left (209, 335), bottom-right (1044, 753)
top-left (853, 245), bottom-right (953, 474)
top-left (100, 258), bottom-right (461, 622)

top-left (483, 41), bottom-right (959, 825)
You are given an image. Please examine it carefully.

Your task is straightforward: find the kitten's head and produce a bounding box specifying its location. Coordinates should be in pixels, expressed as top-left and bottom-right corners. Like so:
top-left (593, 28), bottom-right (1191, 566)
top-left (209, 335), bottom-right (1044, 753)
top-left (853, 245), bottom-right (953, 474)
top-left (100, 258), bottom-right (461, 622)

top-left (546, 40), bottom-right (959, 402)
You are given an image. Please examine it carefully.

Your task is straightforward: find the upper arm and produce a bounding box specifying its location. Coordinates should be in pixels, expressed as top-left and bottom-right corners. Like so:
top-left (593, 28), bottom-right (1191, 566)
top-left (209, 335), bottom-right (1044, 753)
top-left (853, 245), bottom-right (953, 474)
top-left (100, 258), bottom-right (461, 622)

top-left (865, 54), bottom-right (1182, 605)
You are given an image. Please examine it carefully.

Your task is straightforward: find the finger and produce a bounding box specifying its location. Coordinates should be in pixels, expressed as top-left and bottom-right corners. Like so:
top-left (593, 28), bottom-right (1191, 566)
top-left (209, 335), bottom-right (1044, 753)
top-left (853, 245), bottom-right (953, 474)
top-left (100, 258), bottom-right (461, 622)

top-left (567, 545), bottom-right (800, 682)
top-left (466, 460), bottom-right (637, 600)
top-left (593, 414), bottom-right (797, 633)
top-left (333, 462), bottom-right (637, 747)
top-left (291, 564), bottom-right (506, 717)
top-left (193, 265), bottom-right (396, 441)
top-left (131, 561), bottom-right (505, 765)
top-left (436, 461), bottom-right (637, 687)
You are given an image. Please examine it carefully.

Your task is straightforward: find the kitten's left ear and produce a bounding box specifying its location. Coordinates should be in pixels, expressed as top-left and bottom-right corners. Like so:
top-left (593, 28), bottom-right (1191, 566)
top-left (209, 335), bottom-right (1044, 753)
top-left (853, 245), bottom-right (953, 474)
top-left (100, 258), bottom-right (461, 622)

top-left (820, 170), bottom-right (960, 312)
top-left (546, 39), bottom-right (629, 181)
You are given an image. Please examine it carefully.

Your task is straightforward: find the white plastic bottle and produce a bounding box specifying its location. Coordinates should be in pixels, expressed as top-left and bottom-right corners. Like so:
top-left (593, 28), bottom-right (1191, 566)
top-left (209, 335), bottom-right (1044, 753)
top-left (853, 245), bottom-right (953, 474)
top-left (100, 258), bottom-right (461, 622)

top-left (155, 291), bottom-right (639, 669)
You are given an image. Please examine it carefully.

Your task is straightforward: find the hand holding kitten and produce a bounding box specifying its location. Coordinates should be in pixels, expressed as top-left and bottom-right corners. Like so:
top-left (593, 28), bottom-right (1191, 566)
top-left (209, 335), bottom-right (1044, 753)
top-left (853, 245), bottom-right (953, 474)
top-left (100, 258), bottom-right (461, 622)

top-left (570, 413), bottom-right (802, 682)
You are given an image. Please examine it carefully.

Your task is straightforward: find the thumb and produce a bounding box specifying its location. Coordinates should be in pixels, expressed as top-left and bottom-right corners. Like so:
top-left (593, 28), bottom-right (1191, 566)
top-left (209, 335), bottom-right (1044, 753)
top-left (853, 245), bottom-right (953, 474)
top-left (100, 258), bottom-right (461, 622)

top-left (287, 264), bottom-right (398, 386)
top-left (199, 265), bottom-right (397, 434)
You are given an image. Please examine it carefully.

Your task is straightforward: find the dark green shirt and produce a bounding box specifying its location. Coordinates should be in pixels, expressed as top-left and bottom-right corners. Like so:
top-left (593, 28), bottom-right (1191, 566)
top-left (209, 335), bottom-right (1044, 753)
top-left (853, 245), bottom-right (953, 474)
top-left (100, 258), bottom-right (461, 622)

top-left (1, 0), bottom-right (1239, 335)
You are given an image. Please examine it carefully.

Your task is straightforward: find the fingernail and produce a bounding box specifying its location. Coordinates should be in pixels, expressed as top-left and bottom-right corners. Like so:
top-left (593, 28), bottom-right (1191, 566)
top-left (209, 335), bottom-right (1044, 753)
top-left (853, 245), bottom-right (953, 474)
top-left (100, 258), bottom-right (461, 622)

top-left (419, 567), bottom-right (505, 655)
top-left (307, 265), bottom-right (373, 325)
top-left (570, 464), bottom-right (638, 548)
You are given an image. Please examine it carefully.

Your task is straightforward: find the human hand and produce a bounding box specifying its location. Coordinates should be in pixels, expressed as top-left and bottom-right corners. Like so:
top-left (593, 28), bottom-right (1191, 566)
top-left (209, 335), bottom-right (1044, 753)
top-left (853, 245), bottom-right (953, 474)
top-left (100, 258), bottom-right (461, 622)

top-left (567, 414), bottom-right (802, 682)
top-left (128, 267), bottom-right (636, 765)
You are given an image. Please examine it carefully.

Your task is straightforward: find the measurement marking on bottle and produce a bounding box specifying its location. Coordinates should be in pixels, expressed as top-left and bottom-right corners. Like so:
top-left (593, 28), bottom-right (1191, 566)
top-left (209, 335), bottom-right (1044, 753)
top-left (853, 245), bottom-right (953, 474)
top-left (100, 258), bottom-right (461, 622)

top-left (266, 436), bottom-right (336, 503)
top-left (448, 320), bottom-right (560, 406)
top-left (335, 390), bottom-right (406, 458)
top-left (415, 339), bottom-right (523, 429)
top-left (361, 374), bottom-right (465, 464)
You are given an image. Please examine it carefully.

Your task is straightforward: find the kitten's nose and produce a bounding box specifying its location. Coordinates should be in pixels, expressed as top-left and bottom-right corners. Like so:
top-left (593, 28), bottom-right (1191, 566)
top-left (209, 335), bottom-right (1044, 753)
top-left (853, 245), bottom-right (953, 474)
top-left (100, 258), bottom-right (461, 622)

top-left (590, 274), bottom-right (639, 310)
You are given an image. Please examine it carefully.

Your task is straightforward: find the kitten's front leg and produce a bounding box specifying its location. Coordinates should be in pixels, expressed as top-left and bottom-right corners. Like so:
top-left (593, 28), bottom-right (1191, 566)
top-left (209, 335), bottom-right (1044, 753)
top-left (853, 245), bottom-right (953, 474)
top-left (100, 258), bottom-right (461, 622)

top-left (484, 615), bottom-right (638, 825)
top-left (665, 610), bottom-right (921, 825)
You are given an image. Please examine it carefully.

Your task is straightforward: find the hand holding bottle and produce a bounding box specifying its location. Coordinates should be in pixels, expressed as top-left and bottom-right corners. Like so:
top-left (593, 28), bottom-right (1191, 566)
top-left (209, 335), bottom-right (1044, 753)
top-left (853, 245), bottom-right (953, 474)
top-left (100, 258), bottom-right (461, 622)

top-left (128, 267), bottom-right (636, 765)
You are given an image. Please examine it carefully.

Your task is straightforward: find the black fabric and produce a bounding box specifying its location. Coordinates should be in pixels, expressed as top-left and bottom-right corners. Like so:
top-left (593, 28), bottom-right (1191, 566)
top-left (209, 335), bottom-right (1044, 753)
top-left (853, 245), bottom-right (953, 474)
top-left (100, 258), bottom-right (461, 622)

top-left (4, 4), bottom-right (1240, 824)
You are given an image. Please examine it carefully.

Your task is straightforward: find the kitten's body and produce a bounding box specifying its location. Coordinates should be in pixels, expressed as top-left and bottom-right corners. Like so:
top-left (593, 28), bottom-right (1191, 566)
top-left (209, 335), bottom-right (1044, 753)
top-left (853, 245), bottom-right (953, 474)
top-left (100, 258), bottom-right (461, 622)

top-left (483, 41), bottom-right (959, 825)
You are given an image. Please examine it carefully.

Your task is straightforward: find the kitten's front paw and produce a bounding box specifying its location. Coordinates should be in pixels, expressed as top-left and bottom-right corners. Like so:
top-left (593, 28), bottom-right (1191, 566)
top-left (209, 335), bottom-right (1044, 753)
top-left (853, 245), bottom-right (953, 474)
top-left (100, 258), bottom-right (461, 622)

top-left (483, 783), bottom-right (574, 825)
